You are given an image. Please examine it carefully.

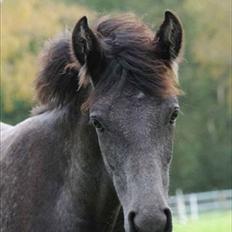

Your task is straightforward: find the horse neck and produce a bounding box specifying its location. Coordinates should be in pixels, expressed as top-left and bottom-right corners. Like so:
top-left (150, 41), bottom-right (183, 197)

top-left (56, 107), bottom-right (120, 231)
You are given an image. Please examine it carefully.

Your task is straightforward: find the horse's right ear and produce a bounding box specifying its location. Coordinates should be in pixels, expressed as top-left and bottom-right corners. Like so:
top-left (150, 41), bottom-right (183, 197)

top-left (72, 16), bottom-right (103, 85)
top-left (154, 11), bottom-right (183, 62)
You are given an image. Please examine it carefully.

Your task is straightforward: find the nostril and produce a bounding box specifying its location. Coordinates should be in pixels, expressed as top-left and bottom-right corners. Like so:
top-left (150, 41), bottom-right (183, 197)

top-left (164, 208), bottom-right (173, 232)
top-left (128, 211), bottom-right (138, 232)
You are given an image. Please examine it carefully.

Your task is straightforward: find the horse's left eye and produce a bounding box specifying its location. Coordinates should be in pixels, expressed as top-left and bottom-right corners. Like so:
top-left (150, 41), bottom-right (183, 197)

top-left (170, 108), bottom-right (179, 124)
top-left (91, 118), bottom-right (104, 132)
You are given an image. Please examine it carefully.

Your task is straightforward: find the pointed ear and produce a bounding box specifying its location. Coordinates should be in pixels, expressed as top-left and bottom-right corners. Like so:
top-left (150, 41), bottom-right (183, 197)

top-left (154, 11), bottom-right (183, 61)
top-left (72, 16), bottom-right (103, 85)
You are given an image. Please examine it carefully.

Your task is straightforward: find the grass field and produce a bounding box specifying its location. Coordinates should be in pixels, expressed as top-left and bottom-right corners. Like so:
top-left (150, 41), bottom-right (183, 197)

top-left (173, 211), bottom-right (231, 232)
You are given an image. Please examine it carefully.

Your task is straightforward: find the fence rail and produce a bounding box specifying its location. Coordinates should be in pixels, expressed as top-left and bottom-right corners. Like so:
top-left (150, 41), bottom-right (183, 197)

top-left (168, 189), bottom-right (232, 222)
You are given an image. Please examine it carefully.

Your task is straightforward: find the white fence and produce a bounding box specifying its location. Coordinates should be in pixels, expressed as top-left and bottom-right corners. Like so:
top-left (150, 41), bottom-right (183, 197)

top-left (169, 189), bottom-right (232, 223)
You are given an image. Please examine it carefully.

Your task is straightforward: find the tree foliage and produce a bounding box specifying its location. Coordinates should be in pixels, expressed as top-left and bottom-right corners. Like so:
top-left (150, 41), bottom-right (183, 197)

top-left (1, 0), bottom-right (231, 193)
top-left (1, 0), bottom-right (93, 117)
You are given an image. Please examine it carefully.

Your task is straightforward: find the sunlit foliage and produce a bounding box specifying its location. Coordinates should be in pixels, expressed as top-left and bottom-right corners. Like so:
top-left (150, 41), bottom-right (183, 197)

top-left (1, 0), bottom-right (231, 193)
top-left (1, 0), bottom-right (93, 112)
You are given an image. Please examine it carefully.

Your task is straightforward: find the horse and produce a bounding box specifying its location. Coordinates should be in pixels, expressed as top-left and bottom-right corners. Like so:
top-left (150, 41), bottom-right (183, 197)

top-left (0, 11), bottom-right (183, 232)
top-left (0, 122), bottom-right (14, 132)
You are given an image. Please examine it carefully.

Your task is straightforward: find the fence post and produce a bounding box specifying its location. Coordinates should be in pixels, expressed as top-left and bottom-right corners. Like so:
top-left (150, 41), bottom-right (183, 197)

top-left (176, 189), bottom-right (187, 224)
top-left (189, 193), bottom-right (199, 220)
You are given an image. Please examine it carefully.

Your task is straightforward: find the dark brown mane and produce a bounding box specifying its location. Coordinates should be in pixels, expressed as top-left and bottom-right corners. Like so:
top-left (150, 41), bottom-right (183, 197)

top-left (35, 14), bottom-right (181, 111)
top-left (35, 32), bottom-right (79, 107)
top-left (93, 14), bottom-right (181, 97)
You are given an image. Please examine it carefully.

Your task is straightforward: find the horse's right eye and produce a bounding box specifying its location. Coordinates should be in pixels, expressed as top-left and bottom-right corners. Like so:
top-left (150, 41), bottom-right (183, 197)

top-left (169, 107), bottom-right (179, 124)
top-left (91, 118), bottom-right (104, 132)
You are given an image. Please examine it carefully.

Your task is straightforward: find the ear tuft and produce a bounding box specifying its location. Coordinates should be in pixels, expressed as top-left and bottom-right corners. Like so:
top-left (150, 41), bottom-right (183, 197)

top-left (154, 10), bottom-right (183, 61)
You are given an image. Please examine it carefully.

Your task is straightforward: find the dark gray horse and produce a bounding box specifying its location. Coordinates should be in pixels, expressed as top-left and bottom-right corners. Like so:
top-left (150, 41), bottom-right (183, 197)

top-left (0, 11), bottom-right (183, 232)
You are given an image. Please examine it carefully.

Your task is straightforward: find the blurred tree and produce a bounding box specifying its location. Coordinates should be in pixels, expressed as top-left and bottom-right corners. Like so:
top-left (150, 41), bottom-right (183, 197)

top-left (1, 0), bottom-right (231, 193)
top-left (171, 0), bottom-right (231, 193)
top-left (1, 0), bottom-right (93, 122)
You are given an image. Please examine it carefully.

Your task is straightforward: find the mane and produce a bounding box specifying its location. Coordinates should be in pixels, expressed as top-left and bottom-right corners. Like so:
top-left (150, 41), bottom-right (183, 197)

top-left (93, 14), bottom-right (181, 97)
top-left (35, 31), bottom-right (80, 107)
top-left (35, 14), bottom-right (181, 112)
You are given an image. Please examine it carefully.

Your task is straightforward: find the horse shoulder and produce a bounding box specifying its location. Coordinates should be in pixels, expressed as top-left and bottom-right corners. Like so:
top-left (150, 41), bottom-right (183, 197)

top-left (0, 113), bottom-right (64, 174)
top-left (0, 114), bottom-right (68, 231)
top-left (0, 122), bottom-right (13, 132)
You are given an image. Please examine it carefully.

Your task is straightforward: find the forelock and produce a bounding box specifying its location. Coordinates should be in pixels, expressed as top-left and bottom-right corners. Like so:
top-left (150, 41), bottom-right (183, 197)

top-left (91, 14), bottom-right (181, 97)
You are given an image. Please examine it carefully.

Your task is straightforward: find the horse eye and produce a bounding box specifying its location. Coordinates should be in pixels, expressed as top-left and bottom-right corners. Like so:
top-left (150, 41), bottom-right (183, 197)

top-left (170, 108), bottom-right (179, 124)
top-left (92, 118), bottom-right (104, 132)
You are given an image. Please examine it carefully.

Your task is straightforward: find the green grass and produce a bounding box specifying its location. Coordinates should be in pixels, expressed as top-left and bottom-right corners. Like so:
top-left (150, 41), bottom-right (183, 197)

top-left (174, 211), bottom-right (231, 232)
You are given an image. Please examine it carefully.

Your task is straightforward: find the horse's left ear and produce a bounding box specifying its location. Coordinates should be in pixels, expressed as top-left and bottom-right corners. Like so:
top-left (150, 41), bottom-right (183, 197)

top-left (154, 11), bottom-right (183, 61)
top-left (72, 16), bottom-right (103, 86)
